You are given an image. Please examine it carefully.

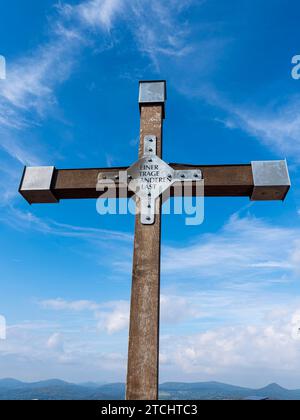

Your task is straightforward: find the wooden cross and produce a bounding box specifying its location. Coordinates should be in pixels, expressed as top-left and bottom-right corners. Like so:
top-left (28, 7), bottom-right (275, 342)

top-left (19, 80), bottom-right (291, 400)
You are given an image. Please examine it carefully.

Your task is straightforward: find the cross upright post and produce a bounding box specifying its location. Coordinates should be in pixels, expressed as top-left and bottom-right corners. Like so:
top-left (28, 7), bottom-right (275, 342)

top-left (19, 80), bottom-right (291, 401)
top-left (126, 81), bottom-right (166, 400)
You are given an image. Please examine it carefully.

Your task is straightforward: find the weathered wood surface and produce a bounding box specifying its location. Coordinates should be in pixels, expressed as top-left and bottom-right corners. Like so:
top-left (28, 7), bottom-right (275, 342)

top-left (125, 105), bottom-right (163, 400)
top-left (51, 164), bottom-right (254, 200)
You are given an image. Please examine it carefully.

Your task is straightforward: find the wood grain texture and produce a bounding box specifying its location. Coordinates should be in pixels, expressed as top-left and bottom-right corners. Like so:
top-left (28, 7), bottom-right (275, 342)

top-left (49, 164), bottom-right (254, 200)
top-left (125, 105), bottom-right (163, 400)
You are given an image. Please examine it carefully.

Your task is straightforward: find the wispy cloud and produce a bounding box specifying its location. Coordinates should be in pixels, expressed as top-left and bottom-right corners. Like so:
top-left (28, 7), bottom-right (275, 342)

top-left (0, 0), bottom-right (120, 133)
top-left (46, 332), bottom-right (65, 353)
top-left (0, 0), bottom-right (209, 171)
top-left (63, 0), bottom-right (199, 72)
top-left (2, 206), bottom-right (133, 243)
top-left (4, 289), bottom-right (300, 384)
top-left (0, 5), bottom-right (84, 209)
top-left (4, 206), bottom-right (300, 383)
top-left (39, 292), bottom-right (210, 335)
top-left (162, 214), bottom-right (299, 288)
top-left (161, 305), bottom-right (300, 386)
top-left (40, 297), bottom-right (129, 335)
top-left (0, 12), bottom-right (85, 142)
top-left (41, 298), bottom-right (100, 312)
top-left (0, 318), bottom-right (127, 381)
top-left (209, 91), bottom-right (300, 160)
top-left (0, 0), bottom-right (123, 200)
top-left (7, 205), bottom-right (300, 299)
top-left (129, 0), bottom-right (194, 69)
top-left (62, 0), bottom-right (124, 30)
top-left (96, 301), bottom-right (130, 334)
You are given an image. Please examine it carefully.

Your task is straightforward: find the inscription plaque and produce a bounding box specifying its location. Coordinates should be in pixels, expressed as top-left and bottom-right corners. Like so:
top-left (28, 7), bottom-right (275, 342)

top-left (97, 135), bottom-right (203, 224)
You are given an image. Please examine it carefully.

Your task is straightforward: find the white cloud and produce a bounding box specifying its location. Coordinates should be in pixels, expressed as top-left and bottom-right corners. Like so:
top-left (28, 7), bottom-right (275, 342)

top-left (0, 318), bottom-right (128, 382)
top-left (4, 295), bottom-right (300, 385)
top-left (0, 0), bottom-right (207, 170)
top-left (1, 42), bottom-right (73, 113)
top-left (39, 293), bottom-right (210, 336)
top-left (42, 299), bottom-right (99, 312)
top-left (0, 0), bottom-right (119, 132)
top-left (33, 211), bottom-right (300, 343)
top-left (40, 298), bottom-right (130, 335)
top-left (96, 295), bottom-right (207, 334)
top-left (0, 4), bottom-right (87, 208)
top-left (162, 214), bottom-right (300, 286)
top-left (1, 207), bottom-right (132, 243)
top-left (161, 306), bottom-right (300, 387)
top-left (69, 0), bottom-right (124, 30)
top-left (160, 295), bottom-right (204, 324)
top-left (226, 97), bottom-right (300, 159)
top-left (96, 301), bottom-right (129, 334)
top-left (202, 87), bottom-right (300, 160)
top-left (128, 0), bottom-right (195, 70)
top-left (105, 153), bottom-right (116, 167)
top-left (0, 16), bottom-right (84, 136)
top-left (46, 332), bottom-right (65, 353)
top-left (0, 0), bottom-right (122, 176)
top-left (63, 0), bottom-right (198, 71)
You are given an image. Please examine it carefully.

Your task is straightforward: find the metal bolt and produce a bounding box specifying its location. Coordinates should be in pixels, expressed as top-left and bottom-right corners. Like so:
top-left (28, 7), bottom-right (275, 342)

top-left (149, 148), bottom-right (153, 152)
top-left (194, 174), bottom-right (199, 178)
top-left (181, 174), bottom-right (185, 178)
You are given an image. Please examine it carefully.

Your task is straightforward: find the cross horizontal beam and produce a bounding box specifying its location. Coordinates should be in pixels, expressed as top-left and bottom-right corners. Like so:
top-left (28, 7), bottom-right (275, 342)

top-left (19, 161), bottom-right (290, 203)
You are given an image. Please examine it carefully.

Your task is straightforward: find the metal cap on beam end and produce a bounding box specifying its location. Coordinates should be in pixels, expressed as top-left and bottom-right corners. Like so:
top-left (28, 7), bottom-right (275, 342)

top-left (19, 166), bottom-right (58, 204)
top-left (251, 160), bottom-right (291, 201)
top-left (139, 80), bottom-right (167, 118)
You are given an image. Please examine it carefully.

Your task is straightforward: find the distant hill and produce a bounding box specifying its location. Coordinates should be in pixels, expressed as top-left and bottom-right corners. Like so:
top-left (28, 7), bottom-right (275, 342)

top-left (160, 381), bottom-right (252, 400)
top-left (0, 378), bottom-right (116, 400)
top-left (0, 379), bottom-right (299, 400)
top-left (0, 378), bottom-right (26, 390)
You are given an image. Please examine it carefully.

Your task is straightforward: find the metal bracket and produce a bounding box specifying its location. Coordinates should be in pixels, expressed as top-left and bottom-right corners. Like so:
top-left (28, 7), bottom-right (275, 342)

top-left (96, 135), bottom-right (203, 225)
top-left (251, 160), bottom-right (291, 201)
top-left (19, 166), bottom-right (58, 204)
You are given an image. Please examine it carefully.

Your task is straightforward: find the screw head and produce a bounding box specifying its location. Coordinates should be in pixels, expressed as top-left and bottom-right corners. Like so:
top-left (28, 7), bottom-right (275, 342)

top-left (181, 174), bottom-right (185, 178)
top-left (194, 174), bottom-right (199, 178)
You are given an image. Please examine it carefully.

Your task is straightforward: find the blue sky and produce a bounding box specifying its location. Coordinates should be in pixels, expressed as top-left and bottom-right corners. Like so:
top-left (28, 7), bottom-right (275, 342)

top-left (1, 0), bottom-right (300, 388)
